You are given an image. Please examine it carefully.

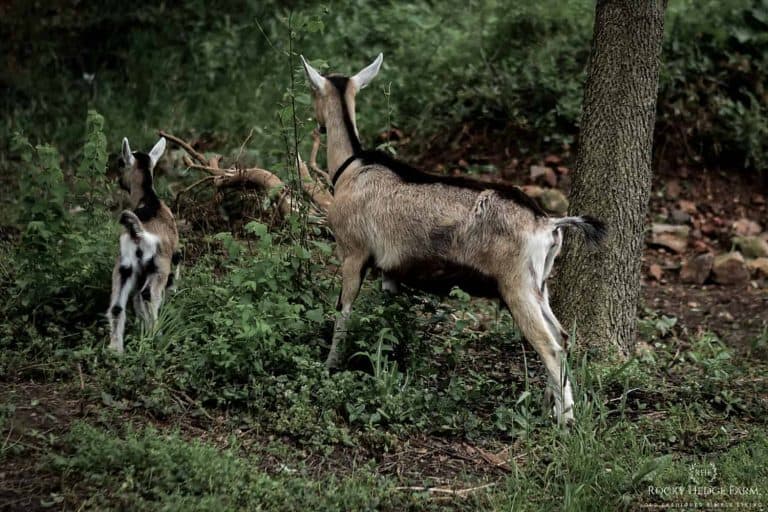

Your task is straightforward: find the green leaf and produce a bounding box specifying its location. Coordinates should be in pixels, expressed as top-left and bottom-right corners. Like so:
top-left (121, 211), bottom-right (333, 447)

top-left (305, 308), bottom-right (324, 323)
top-left (244, 221), bottom-right (269, 238)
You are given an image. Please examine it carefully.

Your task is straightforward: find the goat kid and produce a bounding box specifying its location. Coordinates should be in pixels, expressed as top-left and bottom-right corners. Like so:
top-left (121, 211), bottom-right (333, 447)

top-left (301, 54), bottom-right (607, 425)
top-left (108, 137), bottom-right (180, 353)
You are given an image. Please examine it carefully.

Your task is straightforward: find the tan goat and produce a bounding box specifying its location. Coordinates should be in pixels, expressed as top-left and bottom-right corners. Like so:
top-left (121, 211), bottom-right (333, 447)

top-left (301, 54), bottom-right (607, 425)
top-left (107, 137), bottom-right (180, 352)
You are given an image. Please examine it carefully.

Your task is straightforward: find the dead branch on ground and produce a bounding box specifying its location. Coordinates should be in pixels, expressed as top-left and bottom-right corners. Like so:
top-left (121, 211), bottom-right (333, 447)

top-left (159, 130), bottom-right (332, 219)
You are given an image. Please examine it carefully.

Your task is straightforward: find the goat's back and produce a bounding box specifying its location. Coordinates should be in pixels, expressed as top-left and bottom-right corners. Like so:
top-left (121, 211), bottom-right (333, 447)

top-left (330, 165), bottom-right (545, 284)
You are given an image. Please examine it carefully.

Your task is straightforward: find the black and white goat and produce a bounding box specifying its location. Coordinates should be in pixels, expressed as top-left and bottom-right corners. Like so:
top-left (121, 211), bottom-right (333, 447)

top-left (301, 54), bottom-right (606, 425)
top-left (108, 137), bottom-right (180, 352)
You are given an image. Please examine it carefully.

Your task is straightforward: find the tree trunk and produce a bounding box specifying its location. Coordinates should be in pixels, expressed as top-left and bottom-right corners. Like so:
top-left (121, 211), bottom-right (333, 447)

top-left (552, 0), bottom-right (667, 359)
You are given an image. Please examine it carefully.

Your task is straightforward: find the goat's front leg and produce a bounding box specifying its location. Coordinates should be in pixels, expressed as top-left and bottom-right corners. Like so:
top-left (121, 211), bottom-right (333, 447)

top-left (327, 253), bottom-right (370, 369)
top-left (502, 283), bottom-right (574, 426)
top-left (108, 262), bottom-right (136, 353)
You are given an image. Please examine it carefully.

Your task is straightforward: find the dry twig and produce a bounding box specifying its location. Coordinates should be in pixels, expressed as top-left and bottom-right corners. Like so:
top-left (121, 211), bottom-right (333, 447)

top-left (395, 482), bottom-right (498, 497)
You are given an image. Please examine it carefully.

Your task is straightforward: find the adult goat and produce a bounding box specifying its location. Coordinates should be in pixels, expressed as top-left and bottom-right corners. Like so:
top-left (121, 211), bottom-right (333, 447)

top-left (301, 54), bottom-right (606, 425)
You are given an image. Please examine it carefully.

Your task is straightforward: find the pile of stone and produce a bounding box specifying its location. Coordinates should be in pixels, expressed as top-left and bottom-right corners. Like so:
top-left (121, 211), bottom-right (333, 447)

top-left (650, 214), bottom-right (768, 285)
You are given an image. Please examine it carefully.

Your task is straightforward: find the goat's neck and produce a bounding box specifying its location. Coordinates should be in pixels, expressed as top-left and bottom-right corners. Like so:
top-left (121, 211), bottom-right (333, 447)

top-left (129, 186), bottom-right (145, 208)
top-left (325, 93), bottom-right (361, 179)
top-left (129, 182), bottom-right (158, 210)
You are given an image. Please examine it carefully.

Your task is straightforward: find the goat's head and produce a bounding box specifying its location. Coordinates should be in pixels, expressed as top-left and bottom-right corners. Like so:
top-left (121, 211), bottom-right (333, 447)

top-left (300, 54), bottom-right (383, 134)
top-left (119, 137), bottom-right (166, 195)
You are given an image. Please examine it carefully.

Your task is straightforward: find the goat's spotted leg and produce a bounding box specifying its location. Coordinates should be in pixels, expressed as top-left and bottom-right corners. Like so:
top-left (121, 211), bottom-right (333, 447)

top-left (108, 262), bottom-right (136, 353)
top-left (327, 253), bottom-right (370, 369)
top-left (502, 283), bottom-right (575, 426)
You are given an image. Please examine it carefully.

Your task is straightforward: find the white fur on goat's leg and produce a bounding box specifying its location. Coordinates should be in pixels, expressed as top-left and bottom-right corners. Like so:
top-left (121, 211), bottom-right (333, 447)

top-left (327, 253), bottom-right (369, 369)
top-left (502, 282), bottom-right (574, 426)
top-left (541, 284), bottom-right (569, 348)
top-left (108, 262), bottom-right (137, 353)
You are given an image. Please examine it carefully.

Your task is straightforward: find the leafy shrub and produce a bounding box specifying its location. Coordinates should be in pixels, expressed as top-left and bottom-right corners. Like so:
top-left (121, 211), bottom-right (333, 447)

top-left (3, 111), bottom-right (115, 336)
top-left (659, 0), bottom-right (768, 170)
top-left (2, 0), bottom-right (767, 175)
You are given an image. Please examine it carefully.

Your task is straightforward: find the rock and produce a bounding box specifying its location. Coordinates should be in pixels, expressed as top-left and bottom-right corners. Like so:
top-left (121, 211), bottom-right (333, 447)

top-left (539, 188), bottom-right (569, 215)
top-left (522, 185), bottom-right (544, 198)
top-left (530, 165), bottom-right (548, 180)
top-left (733, 236), bottom-right (768, 258)
top-left (544, 154), bottom-right (562, 165)
top-left (530, 165), bottom-right (557, 187)
top-left (712, 252), bottom-right (750, 285)
top-left (717, 311), bottom-right (735, 322)
top-left (650, 224), bottom-right (690, 253)
top-left (752, 194), bottom-right (766, 205)
top-left (668, 209), bottom-right (691, 225)
top-left (648, 264), bottom-right (663, 281)
top-left (731, 218), bottom-right (762, 237)
top-left (747, 257), bottom-right (768, 278)
top-left (665, 180), bottom-right (681, 200)
top-left (680, 252), bottom-right (714, 284)
top-left (678, 199), bottom-right (697, 214)
top-left (692, 239), bottom-right (712, 253)
top-left (544, 170), bottom-right (558, 187)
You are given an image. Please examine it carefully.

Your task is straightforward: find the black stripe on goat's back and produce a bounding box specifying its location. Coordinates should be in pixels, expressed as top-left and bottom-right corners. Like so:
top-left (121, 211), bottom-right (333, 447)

top-left (358, 150), bottom-right (546, 217)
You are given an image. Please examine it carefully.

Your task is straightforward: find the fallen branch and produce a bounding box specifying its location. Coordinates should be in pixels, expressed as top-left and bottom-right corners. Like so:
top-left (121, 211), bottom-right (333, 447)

top-left (161, 130), bottom-right (332, 218)
top-left (159, 130), bottom-right (208, 166)
top-left (395, 482), bottom-right (497, 497)
top-left (298, 154), bottom-right (332, 212)
top-left (309, 128), bottom-right (331, 184)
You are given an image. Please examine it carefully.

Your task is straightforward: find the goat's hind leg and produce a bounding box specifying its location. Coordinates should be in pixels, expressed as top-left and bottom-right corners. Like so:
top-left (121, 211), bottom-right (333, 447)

top-left (502, 282), bottom-right (574, 426)
top-left (328, 252), bottom-right (370, 369)
top-left (108, 261), bottom-right (137, 353)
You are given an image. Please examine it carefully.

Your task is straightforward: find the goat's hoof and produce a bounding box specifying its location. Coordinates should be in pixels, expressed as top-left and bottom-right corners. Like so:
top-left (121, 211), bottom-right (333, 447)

top-left (557, 407), bottom-right (575, 429)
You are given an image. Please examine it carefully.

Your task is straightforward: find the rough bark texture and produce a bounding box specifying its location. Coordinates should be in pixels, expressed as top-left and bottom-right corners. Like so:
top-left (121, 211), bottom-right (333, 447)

top-left (552, 0), bottom-right (667, 359)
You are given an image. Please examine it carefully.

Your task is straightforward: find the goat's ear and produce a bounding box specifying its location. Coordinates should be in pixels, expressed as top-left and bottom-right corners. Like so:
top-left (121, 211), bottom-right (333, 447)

top-left (122, 137), bottom-right (135, 167)
top-left (300, 55), bottom-right (327, 93)
top-left (148, 137), bottom-right (166, 169)
top-left (351, 53), bottom-right (383, 92)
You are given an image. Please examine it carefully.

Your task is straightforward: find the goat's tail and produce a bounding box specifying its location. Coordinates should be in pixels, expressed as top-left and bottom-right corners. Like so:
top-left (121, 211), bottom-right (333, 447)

top-left (119, 210), bottom-right (144, 239)
top-left (553, 215), bottom-right (607, 247)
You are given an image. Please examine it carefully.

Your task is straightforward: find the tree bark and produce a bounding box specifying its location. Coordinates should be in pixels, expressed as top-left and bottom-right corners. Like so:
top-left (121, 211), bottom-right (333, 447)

top-left (552, 0), bottom-right (667, 359)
